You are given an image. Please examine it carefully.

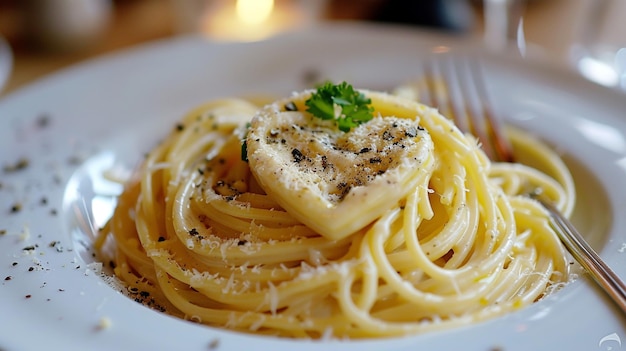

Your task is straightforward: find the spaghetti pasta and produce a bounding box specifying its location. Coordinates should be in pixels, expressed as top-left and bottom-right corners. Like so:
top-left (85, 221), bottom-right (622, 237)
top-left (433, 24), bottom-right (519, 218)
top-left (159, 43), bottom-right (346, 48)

top-left (95, 86), bottom-right (575, 338)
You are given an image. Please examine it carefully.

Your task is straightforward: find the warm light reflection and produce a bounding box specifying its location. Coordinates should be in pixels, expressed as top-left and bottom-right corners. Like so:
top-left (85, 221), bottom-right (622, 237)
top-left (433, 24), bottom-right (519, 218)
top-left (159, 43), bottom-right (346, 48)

top-left (201, 0), bottom-right (305, 42)
top-left (577, 56), bottom-right (618, 87)
top-left (236, 0), bottom-right (274, 25)
top-left (432, 46), bottom-right (451, 54)
top-left (575, 117), bottom-right (626, 154)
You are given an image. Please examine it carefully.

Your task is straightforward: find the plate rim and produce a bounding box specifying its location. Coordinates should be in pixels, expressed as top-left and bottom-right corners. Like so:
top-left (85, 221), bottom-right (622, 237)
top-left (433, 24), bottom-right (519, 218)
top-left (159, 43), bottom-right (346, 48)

top-left (1, 22), bottom-right (625, 351)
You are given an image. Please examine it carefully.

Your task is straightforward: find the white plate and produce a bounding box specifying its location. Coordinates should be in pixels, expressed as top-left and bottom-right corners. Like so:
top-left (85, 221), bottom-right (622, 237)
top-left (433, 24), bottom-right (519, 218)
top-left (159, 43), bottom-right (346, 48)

top-left (1, 22), bottom-right (626, 351)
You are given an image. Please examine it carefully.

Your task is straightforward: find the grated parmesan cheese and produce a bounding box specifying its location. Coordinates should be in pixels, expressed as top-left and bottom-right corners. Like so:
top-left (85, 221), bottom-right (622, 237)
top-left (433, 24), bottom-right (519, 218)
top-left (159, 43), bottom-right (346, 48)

top-left (19, 225), bottom-right (31, 241)
top-left (222, 273), bottom-right (236, 294)
top-left (146, 249), bottom-right (168, 258)
top-left (249, 315), bottom-right (266, 331)
top-left (96, 317), bottom-right (112, 330)
top-left (267, 282), bottom-right (278, 315)
top-left (186, 238), bottom-right (195, 249)
top-left (321, 327), bottom-right (334, 341)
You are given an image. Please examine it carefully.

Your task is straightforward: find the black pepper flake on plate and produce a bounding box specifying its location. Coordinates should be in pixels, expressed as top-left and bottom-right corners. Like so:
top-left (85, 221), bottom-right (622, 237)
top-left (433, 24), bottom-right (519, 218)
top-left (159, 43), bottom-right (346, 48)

top-left (189, 228), bottom-right (199, 236)
top-left (25, 294), bottom-right (31, 299)
top-left (37, 114), bottom-right (51, 128)
top-left (208, 338), bottom-right (220, 349)
top-left (10, 203), bottom-right (22, 213)
top-left (52, 174), bottom-right (62, 185)
top-left (4, 276), bottom-right (11, 281)
top-left (3, 157), bottom-right (30, 173)
top-left (0, 229), bottom-right (6, 236)
top-left (67, 155), bottom-right (83, 165)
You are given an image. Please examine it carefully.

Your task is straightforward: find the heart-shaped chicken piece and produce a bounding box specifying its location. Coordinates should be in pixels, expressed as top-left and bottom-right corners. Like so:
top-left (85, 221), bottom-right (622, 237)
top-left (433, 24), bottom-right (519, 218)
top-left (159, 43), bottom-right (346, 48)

top-left (246, 90), bottom-right (435, 240)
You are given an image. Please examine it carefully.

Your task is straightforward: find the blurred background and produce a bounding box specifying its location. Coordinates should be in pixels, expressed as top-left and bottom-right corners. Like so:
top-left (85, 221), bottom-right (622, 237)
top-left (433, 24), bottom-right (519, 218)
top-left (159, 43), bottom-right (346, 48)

top-left (0, 0), bottom-right (624, 96)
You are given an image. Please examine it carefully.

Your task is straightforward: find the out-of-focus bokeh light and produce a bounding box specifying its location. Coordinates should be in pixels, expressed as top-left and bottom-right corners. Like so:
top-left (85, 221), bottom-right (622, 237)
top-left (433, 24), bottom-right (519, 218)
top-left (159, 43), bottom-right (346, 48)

top-left (236, 0), bottom-right (274, 26)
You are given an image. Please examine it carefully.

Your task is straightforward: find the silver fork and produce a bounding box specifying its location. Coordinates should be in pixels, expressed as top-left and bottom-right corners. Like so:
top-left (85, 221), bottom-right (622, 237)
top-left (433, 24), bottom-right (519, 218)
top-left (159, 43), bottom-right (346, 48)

top-left (419, 55), bottom-right (626, 314)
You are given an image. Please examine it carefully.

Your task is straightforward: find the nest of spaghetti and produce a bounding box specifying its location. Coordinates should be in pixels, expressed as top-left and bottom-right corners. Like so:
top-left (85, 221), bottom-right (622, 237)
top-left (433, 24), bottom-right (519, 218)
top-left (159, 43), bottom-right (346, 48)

top-left (96, 87), bottom-right (575, 338)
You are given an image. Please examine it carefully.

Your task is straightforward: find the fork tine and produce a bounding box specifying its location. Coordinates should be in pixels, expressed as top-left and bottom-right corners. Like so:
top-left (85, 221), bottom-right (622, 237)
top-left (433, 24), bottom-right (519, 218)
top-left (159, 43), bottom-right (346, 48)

top-left (413, 63), bottom-right (433, 107)
top-left (455, 59), bottom-right (499, 162)
top-left (421, 54), bottom-right (626, 316)
top-left (433, 57), bottom-right (473, 143)
top-left (421, 55), bottom-right (514, 163)
top-left (467, 60), bottom-right (515, 162)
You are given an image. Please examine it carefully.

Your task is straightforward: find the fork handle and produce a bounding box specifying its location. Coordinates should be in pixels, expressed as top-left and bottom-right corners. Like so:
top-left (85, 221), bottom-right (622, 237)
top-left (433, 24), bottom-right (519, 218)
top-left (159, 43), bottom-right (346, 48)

top-left (541, 200), bottom-right (626, 314)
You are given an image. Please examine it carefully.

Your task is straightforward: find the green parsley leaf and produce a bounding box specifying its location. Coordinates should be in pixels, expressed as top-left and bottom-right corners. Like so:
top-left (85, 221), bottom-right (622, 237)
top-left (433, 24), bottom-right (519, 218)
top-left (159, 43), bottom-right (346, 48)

top-left (241, 139), bottom-right (248, 162)
top-left (241, 122), bottom-right (251, 162)
top-left (305, 82), bottom-right (374, 132)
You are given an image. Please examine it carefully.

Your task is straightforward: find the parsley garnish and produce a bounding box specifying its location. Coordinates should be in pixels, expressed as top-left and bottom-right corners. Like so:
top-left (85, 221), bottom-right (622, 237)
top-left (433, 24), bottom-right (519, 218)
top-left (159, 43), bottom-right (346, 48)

top-left (305, 82), bottom-right (374, 132)
top-left (241, 122), bottom-right (251, 162)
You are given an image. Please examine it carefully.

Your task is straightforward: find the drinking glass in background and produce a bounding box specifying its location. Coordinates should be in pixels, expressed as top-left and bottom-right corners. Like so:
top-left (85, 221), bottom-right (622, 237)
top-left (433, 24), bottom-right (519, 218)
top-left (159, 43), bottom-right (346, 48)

top-left (482, 0), bottom-right (527, 54)
top-left (570, 0), bottom-right (626, 91)
top-left (0, 35), bottom-right (12, 94)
